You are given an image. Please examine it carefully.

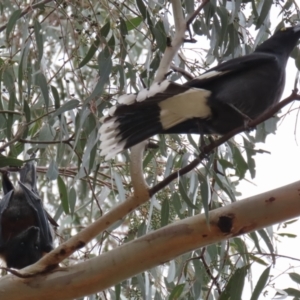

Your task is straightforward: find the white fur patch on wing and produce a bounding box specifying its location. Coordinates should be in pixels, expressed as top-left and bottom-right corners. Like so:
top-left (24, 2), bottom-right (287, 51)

top-left (158, 88), bottom-right (211, 129)
top-left (99, 117), bottom-right (127, 160)
top-left (118, 94), bottom-right (136, 105)
top-left (147, 82), bottom-right (160, 98)
top-left (100, 141), bottom-right (127, 160)
top-left (100, 117), bottom-right (118, 133)
top-left (196, 70), bottom-right (229, 80)
top-left (117, 80), bottom-right (171, 104)
top-left (99, 80), bottom-right (194, 160)
top-left (136, 88), bottom-right (149, 102)
top-left (108, 106), bottom-right (116, 116)
top-left (99, 80), bottom-right (172, 160)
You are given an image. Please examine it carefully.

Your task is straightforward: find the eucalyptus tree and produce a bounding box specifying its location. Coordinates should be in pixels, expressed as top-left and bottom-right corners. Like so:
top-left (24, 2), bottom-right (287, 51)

top-left (0, 0), bottom-right (300, 299)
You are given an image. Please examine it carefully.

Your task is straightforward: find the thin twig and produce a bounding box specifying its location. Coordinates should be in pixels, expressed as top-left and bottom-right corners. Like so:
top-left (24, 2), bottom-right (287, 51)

top-left (0, 123), bottom-right (27, 152)
top-left (150, 90), bottom-right (300, 196)
top-left (0, 0), bottom-right (54, 33)
top-left (0, 110), bottom-right (23, 116)
top-left (19, 136), bottom-right (74, 145)
top-left (199, 248), bottom-right (222, 295)
top-left (154, 0), bottom-right (210, 82)
top-left (170, 64), bottom-right (194, 80)
top-left (186, 0), bottom-right (210, 27)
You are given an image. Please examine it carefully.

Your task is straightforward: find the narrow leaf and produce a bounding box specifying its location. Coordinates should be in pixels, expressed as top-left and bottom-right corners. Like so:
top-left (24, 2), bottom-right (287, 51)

top-left (35, 73), bottom-right (49, 110)
top-left (230, 142), bottom-right (248, 179)
top-left (126, 17), bottom-right (142, 31)
top-left (169, 284), bottom-right (185, 300)
top-left (136, 0), bottom-right (147, 20)
top-left (171, 193), bottom-right (184, 219)
top-left (289, 273), bottom-right (300, 285)
top-left (256, 0), bottom-right (272, 29)
top-left (78, 21), bottom-right (110, 69)
top-left (34, 20), bottom-right (43, 64)
top-left (18, 40), bottom-right (31, 96)
top-left (179, 180), bottom-right (198, 209)
top-left (6, 9), bottom-right (22, 41)
top-left (161, 199), bottom-right (169, 227)
top-left (78, 36), bottom-right (100, 69)
top-left (23, 99), bottom-right (31, 122)
top-left (69, 187), bottom-right (77, 216)
top-left (85, 48), bottom-right (112, 103)
top-left (258, 229), bottom-right (274, 256)
top-left (0, 156), bottom-right (23, 168)
top-left (250, 266), bottom-right (271, 300)
top-left (115, 283), bottom-right (121, 300)
top-left (51, 85), bottom-right (60, 110)
top-left (39, 124), bottom-right (55, 141)
top-left (100, 21), bottom-right (110, 37)
top-left (58, 175), bottom-right (69, 214)
top-left (284, 288), bottom-right (300, 297)
top-left (119, 18), bottom-right (128, 36)
top-left (219, 266), bottom-right (248, 300)
top-left (52, 100), bottom-right (79, 118)
top-left (114, 172), bottom-right (125, 202)
top-left (198, 173), bottom-right (211, 221)
top-left (46, 160), bottom-right (59, 180)
top-left (249, 231), bottom-right (262, 253)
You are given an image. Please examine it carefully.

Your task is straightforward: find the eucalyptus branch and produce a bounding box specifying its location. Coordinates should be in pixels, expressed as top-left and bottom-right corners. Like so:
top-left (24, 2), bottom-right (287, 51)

top-left (199, 248), bottom-right (222, 296)
top-left (170, 64), bottom-right (194, 80)
top-left (155, 0), bottom-right (210, 82)
top-left (1, 180), bottom-right (300, 298)
top-left (130, 141), bottom-right (149, 197)
top-left (11, 0), bottom-right (300, 276)
top-left (150, 90), bottom-right (300, 196)
top-left (13, 90), bottom-right (300, 278)
top-left (186, 0), bottom-right (210, 27)
top-left (0, 122), bottom-right (27, 152)
top-left (0, 110), bottom-right (23, 116)
top-left (19, 133), bottom-right (75, 145)
top-left (154, 0), bottom-right (186, 82)
top-left (14, 145), bottom-right (150, 277)
top-left (0, 0), bottom-right (54, 33)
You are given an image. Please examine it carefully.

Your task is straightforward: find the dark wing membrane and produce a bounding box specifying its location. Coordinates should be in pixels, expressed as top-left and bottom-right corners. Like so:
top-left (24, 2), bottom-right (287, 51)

top-left (19, 161), bottom-right (54, 252)
top-left (2, 173), bottom-right (14, 195)
top-left (0, 190), bottom-right (14, 249)
top-left (184, 52), bottom-right (277, 87)
top-left (18, 182), bottom-right (54, 252)
top-left (19, 160), bottom-right (39, 195)
top-left (4, 227), bottom-right (42, 269)
top-left (210, 52), bottom-right (277, 72)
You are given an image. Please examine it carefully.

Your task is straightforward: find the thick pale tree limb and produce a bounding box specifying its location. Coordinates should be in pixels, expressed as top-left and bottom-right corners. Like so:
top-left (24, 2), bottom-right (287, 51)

top-left (0, 180), bottom-right (299, 300)
top-left (154, 0), bottom-right (186, 82)
top-left (11, 144), bottom-right (150, 276)
top-left (10, 88), bottom-right (300, 277)
top-left (5, 0), bottom-right (192, 277)
top-left (130, 141), bottom-right (149, 194)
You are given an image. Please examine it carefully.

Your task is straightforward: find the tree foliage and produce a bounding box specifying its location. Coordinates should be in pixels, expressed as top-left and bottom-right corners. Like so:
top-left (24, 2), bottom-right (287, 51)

top-left (0, 0), bottom-right (300, 299)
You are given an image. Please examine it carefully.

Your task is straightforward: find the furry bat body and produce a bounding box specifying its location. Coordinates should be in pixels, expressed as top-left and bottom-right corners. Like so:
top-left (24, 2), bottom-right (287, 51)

top-left (0, 161), bottom-right (56, 269)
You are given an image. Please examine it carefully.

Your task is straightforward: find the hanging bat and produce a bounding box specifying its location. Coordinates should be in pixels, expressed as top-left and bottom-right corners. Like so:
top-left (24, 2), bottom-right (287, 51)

top-left (0, 160), bottom-right (57, 269)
